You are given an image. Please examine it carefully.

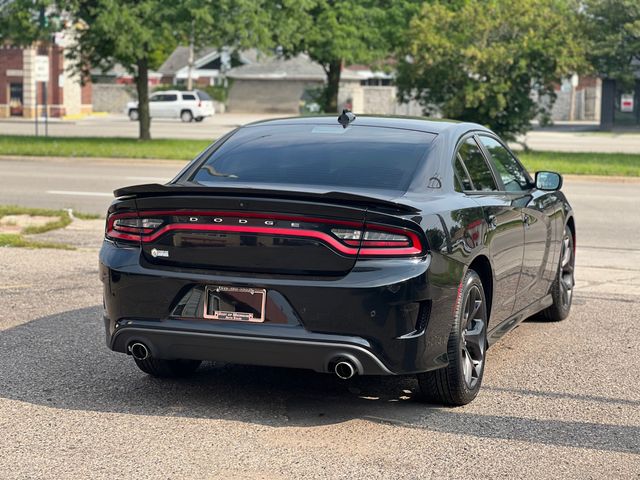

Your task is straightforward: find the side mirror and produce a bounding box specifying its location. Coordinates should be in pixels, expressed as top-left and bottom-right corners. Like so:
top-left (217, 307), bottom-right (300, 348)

top-left (535, 171), bottom-right (563, 191)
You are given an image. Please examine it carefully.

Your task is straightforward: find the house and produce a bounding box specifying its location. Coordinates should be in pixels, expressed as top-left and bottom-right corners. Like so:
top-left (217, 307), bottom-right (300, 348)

top-left (226, 54), bottom-right (422, 115)
top-left (0, 35), bottom-right (92, 118)
top-left (158, 47), bottom-right (255, 87)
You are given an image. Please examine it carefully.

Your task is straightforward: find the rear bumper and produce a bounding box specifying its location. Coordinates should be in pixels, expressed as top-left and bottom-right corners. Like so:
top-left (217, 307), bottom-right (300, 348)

top-left (100, 240), bottom-right (461, 375)
top-left (108, 318), bottom-right (393, 375)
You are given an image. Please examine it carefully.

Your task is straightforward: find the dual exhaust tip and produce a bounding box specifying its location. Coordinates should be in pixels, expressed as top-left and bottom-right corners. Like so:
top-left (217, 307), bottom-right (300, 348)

top-left (129, 342), bottom-right (150, 361)
top-left (333, 359), bottom-right (357, 380)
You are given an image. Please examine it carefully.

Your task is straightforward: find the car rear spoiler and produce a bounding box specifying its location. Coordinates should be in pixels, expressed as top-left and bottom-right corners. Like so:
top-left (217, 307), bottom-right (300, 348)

top-left (113, 183), bottom-right (419, 213)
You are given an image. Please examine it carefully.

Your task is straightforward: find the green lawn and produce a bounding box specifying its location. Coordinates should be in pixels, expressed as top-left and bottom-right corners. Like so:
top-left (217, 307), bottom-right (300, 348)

top-left (0, 135), bottom-right (210, 160)
top-left (518, 151), bottom-right (640, 177)
top-left (0, 135), bottom-right (639, 176)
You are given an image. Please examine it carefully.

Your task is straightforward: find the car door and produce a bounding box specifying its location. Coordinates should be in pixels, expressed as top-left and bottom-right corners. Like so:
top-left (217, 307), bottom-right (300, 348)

top-left (477, 135), bottom-right (557, 313)
top-left (148, 93), bottom-right (163, 118)
top-left (454, 135), bottom-right (525, 324)
top-left (162, 93), bottom-right (179, 118)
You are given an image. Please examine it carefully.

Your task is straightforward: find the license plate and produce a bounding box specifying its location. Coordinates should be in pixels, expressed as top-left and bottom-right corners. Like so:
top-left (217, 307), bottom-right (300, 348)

top-left (203, 286), bottom-right (266, 322)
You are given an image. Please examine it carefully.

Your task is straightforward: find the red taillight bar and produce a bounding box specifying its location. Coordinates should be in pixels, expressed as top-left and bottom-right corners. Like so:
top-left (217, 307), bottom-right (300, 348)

top-left (106, 211), bottom-right (425, 257)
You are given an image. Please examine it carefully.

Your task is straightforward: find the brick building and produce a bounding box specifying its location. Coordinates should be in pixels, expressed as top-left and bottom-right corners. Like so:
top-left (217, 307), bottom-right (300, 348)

top-left (0, 39), bottom-right (92, 119)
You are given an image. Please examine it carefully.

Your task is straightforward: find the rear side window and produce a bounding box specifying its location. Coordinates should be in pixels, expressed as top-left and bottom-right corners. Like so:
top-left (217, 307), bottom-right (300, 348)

top-left (454, 155), bottom-right (473, 191)
top-left (189, 125), bottom-right (436, 192)
top-left (182, 93), bottom-right (196, 101)
top-left (164, 94), bottom-right (178, 102)
top-left (457, 138), bottom-right (497, 192)
top-left (197, 90), bottom-right (212, 101)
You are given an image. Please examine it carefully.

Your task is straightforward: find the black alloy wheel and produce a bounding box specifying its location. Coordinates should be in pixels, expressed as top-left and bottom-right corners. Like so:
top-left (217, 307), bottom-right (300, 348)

top-left (542, 224), bottom-right (575, 321)
top-left (417, 269), bottom-right (488, 406)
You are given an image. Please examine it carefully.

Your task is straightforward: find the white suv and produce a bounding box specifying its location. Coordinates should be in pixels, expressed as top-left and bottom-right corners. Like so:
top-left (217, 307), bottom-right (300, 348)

top-left (126, 90), bottom-right (215, 122)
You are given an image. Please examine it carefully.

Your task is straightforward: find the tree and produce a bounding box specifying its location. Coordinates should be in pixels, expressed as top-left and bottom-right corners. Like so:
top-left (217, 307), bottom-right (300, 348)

top-left (66, 0), bottom-right (272, 140)
top-left (396, 0), bottom-right (586, 140)
top-left (274, 0), bottom-right (421, 113)
top-left (583, 0), bottom-right (640, 88)
top-left (0, 0), bottom-right (57, 46)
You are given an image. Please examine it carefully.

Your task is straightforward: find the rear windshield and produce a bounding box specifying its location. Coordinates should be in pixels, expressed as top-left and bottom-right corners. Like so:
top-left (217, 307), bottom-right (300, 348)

top-left (196, 90), bottom-right (212, 100)
top-left (189, 124), bottom-right (435, 192)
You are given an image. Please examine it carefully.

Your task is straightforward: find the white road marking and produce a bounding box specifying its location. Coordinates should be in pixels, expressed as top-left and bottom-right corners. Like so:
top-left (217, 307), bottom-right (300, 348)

top-left (46, 190), bottom-right (113, 197)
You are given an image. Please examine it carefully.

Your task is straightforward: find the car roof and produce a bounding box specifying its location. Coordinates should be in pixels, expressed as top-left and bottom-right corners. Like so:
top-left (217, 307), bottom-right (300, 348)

top-left (243, 115), bottom-right (491, 136)
top-left (152, 90), bottom-right (197, 95)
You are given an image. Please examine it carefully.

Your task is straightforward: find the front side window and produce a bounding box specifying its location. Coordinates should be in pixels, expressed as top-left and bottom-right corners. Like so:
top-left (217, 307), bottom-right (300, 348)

top-left (189, 125), bottom-right (436, 192)
top-left (479, 136), bottom-right (531, 192)
top-left (164, 94), bottom-right (178, 102)
top-left (457, 138), bottom-right (497, 192)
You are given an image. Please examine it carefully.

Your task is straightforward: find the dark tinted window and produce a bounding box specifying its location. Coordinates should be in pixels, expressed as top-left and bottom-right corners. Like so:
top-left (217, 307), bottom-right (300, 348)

top-left (196, 90), bottom-right (212, 100)
top-left (454, 155), bottom-right (473, 191)
top-left (164, 94), bottom-right (178, 102)
top-left (182, 93), bottom-right (196, 101)
top-left (190, 125), bottom-right (435, 192)
top-left (478, 136), bottom-right (530, 192)
top-left (458, 138), bottom-right (497, 191)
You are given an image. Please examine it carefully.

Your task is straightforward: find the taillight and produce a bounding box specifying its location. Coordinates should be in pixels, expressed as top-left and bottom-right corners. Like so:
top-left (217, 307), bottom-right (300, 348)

top-left (331, 225), bottom-right (423, 256)
top-left (106, 213), bottom-right (163, 242)
top-left (198, 100), bottom-right (202, 107)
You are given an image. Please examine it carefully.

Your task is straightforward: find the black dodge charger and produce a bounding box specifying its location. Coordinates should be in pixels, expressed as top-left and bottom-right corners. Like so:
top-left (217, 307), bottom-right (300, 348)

top-left (99, 113), bottom-right (575, 406)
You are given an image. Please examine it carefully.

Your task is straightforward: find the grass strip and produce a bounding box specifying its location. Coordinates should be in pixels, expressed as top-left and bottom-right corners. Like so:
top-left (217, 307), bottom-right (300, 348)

top-left (516, 151), bottom-right (640, 177)
top-left (0, 233), bottom-right (74, 250)
top-left (0, 135), bottom-right (639, 176)
top-left (0, 135), bottom-right (210, 160)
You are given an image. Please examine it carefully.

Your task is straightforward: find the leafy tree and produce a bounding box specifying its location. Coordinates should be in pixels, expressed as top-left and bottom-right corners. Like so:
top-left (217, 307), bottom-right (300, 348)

top-left (0, 0), bottom-right (58, 46)
top-left (66, 0), bottom-right (272, 140)
top-left (274, 0), bottom-right (421, 113)
top-left (396, 0), bottom-right (586, 140)
top-left (583, 0), bottom-right (640, 88)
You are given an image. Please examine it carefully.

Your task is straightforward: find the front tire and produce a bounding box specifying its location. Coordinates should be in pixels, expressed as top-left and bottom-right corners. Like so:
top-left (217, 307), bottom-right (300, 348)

top-left (133, 357), bottom-right (201, 378)
top-left (541, 224), bottom-right (575, 321)
top-left (417, 269), bottom-right (488, 406)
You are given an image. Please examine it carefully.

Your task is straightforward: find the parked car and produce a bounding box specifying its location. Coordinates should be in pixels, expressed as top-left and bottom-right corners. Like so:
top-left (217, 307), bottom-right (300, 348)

top-left (126, 90), bottom-right (214, 122)
top-left (100, 113), bottom-right (575, 406)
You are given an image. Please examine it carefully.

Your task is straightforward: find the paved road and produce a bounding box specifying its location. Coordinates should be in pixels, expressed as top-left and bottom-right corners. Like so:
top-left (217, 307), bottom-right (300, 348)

top-left (0, 170), bottom-right (639, 478)
top-left (2, 114), bottom-right (640, 152)
top-left (0, 113), bottom-right (285, 141)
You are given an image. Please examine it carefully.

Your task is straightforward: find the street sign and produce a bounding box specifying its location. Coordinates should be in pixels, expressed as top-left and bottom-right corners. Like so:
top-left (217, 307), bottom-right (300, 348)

top-left (621, 94), bottom-right (634, 113)
top-left (35, 56), bottom-right (50, 83)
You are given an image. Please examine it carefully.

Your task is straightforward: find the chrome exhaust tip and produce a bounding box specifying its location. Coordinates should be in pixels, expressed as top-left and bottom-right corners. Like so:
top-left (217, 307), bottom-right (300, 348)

top-left (334, 360), bottom-right (356, 380)
top-left (129, 342), bottom-right (150, 361)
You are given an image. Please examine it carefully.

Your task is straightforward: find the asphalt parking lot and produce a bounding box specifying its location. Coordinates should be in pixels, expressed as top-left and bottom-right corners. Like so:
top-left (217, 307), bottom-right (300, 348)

top-left (0, 171), bottom-right (639, 478)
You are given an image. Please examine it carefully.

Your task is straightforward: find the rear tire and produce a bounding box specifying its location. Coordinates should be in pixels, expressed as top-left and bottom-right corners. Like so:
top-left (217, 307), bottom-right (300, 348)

top-left (541, 224), bottom-right (575, 321)
top-left (180, 110), bottom-right (194, 122)
top-left (195, 116), bottom-right (204, 122)
top-left (417, 269), bottom-right (488, 406)
top-left (133, 357), bottom-right (201, 378)
top-left (128, 109), bottom-right (139, 121)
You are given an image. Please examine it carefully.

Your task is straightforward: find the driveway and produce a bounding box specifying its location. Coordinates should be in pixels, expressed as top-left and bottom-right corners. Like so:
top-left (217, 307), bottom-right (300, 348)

top-left (0, 172), bottom-right (638, 478)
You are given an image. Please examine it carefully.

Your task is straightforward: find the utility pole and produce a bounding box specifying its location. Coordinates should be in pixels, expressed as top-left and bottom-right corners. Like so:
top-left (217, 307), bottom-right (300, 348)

top-left (186, 20), bottom-right (194, 90)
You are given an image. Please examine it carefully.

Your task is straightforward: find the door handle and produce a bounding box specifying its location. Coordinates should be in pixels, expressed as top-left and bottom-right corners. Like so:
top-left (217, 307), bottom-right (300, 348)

top-left (523, 213), bottom-right (531, 227)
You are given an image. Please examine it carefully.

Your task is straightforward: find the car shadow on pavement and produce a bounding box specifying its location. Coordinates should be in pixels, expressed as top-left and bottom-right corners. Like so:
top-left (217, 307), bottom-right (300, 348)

top-left (1, 306), bottom-right (638, 455)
